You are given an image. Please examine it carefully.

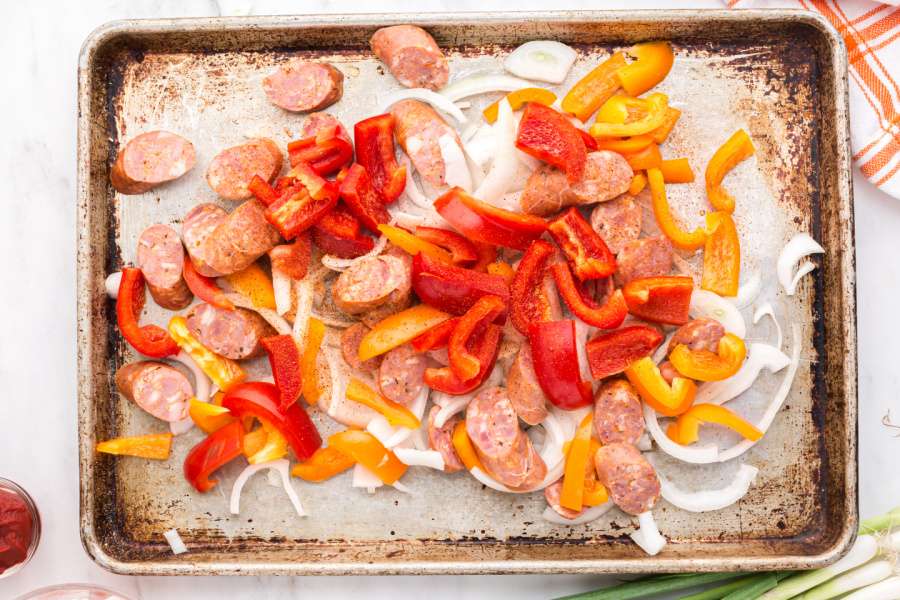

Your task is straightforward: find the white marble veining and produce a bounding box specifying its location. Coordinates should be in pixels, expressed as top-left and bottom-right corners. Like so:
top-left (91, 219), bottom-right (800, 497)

top-left (2, 1), bottom-right (899, 598)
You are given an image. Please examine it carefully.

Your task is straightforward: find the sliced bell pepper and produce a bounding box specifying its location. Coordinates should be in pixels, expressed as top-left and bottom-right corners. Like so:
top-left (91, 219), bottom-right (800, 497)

top-left (300, 317), bottom-right (325, 404)
top-left (516, 102), bottom-right (588, 183)
top-left (551, 262), bottom-right (628, 329)
top-left (339, 163), bottom-right (391, 232)
top-left (424, 323), bottom-right (501, 395)
top-left (410, 317), bottom-right (459, 353)
top-left (582, 439), bottom-right (609, 507)
top-left (650, 107), bottom-right (682, 144)
top-left (222, 381), bottom-right (321, 461)
top-left (168, 316), bottom-right (246, 392)
top-left (183, 420), bottom-right (244, 492)
top-left (667, 403), bottom-right (762, 445)
top-left (622, 276), bottom-right (693, 325)
top-left (327, 429), bottom-right (407, 484)
top-left (269, 231), bottom-right (312, 280)
top-left (411, 252), bottom-right (510, 319)
top-left (624, 356), bottom-right (697, 417)
top-left (377, 224), bottom-right (453, 264)
top-left (247, 418), bottom-right (290, 464)
top-left (182, 256), bottom-right (234, 310)
top-left (261, 335), bottom-right (303, 410)
top-left (96, 432), bottom-right (173, 460)
top-left (354, 113), bottom-right (406, 203)
top-left (617, 41), bottom-right (675, 96)
top-left (647, 167), bottom-right (706, 251)
top-left (486, 261), bottom-right (515, 284)
top-left (560, 412), bottom-right (593, 511)
top-left (242, 426), bottom-right (269, 458)
top-left (548, 207), bottom-right (617, 280)
top-left (449, 295), bottom-right (506, 381)
top-left (434, 187), bottom-right (547, 251)
top-left (471, 242), bottom-right (498, 273)
top-left (224, 262), bottom-right (276, 311)
top-left (265, 165), bottom-right (340, 240)
top-left (248, 174), bottom-right (280, 206)
top-left (414, 226), bottom-right (478, 265)
top-left (287, 126), bottom-right (354, 175)
top-left (590, 93), bottom-right (670, 139)
top-left (483, 87), bottom-right (557, 123)
top-left (595, 134), bottom-right (655, 155)
top-left (629, 172), bottom-right (648, 195)
top-left (701, 211), bottom-right (741, 296)
top-left (561, 52), bottom-right (627, 122)
top-left (585, 324), bottom-right (664, 379)
top-left (509, 239), bottom-right (557, 335)
top-left (358, 303), bottom-right (452, 361)
top-left (116, 267), bottom-right (180, 358)
top-left (274, 176), bottom-right (297, 193)
top-left (669, 333), bottom-right (746, 382)
top-left (451, 420), bottom-right (485, 471)
top-left (189, 398), bottom-right (235, 434)
top-left (291, 446), bottom-right (355, 482)
top-left (622, 143), bottom-right (663, 172)
top-left (312, 205), bottom-right (375, 259)
top-left (529, 320), bottom-right (593, 410)
top-left (660, 157), bottom-right (694, 183)
top-left (345, 378), bottom-right (421, 429)
top-left (705, 128), bottom-right (755, 213)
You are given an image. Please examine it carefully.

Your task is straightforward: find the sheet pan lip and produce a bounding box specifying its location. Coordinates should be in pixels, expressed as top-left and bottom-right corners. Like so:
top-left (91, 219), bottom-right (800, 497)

top-left (75, 8), bottom-right (858, 575)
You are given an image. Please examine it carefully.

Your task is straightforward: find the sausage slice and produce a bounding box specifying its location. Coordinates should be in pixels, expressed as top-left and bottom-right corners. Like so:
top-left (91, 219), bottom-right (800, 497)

top-left (182, 203), bottom-right (228, 277)
top-left (110, 131), bottom-right (195, 195)
top-left (263, 60), bottom-right (344, 113)
top-left (593, 442), bottom-right (660, 515)
top-left (427, 405), bottom-right (465, 473)
top-left (591, 193), bottom-right (643, 255)
top-left (614, 236), bottom-right (674, 286)
top-left (593, 379), bottom-right (644, 446)
top-left (206, 138), bottom-right (283, 201)
top-left (301, 112), bottom-right (352, 144)
top-left (506, 344), bottom-right (548, 426)
top-left (185, 303), bottom-right (275, 360)
top-left (391, 99), bottom-right (461, 187)
top-left (520, 151), bottom-right (633, 216)
top-left (136, 224), bottom-right (192, 310)
top-left (667, 318), bottom-right (725, 355)
top-left (378, 344), bottom-right (428, 406)
top-left (466, 386), bottom-right (521, 460)
top-left (115, 361), bottom-right (192, 422)
top-left (340, 323), bottom-right (383, 373)
top-left (202, 199), bottom-right (281, 276)
top-left (370, 25), bottom-right (449, 91)
top-left (332, 254), bottom-right (410, 315)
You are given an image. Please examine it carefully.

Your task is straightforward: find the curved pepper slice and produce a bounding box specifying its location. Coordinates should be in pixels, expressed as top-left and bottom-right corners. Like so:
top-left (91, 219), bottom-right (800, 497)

top-left (622, 143), bottom-right (662, 172)
top-left (411, 253), bottom-right (510, 319)
top-left (548, 207), bottom-right (617, 280)
top-left (242, 426), bottom-right (268, 458)
top-left (183, 420), bottom-right (244, 492)
top-left (182, 256), bottom-right (233, 310)
top-left (434, 187), bottom-right (547, 251)
top-left (287, 126), bottom-right (354, 175)
top-left (516, 102), bottom-right (588, 183)
top-left (327, 429), bottom-right (407, 484)
top-left (225, 262), bottom-right (276, 310)
top-left (291, 446), bottom-right (355, 482)
top-left (562, 52), bottom-right (627, 122)
top-left (701, 211), bottom-right (741, 297)
top-left (509, 240), bottom-right (558, 335)
top-left (415, 226), bottom-right (478, 265)
top-left (168, 316), bottom-right (246, 392)
top-left (529, 320), bottom-right (593, 410)
top-left (590, 93), bottom-right (670, 139)
top-left (647, 167), bottom-right (706, 251)
top-left (585, 324), bottom-right (663, 379)
top-left (449, 295), bottom-right (506, 381)
top-left (377, 224), bottom-right (453, 263)
top-left (424, 324), bottom-right (501, 395)
top-left (582, 439), bottom-right (609, 507)
top-left (550, 262), bottom-right (628, 329)
top-left (265, 162), bottom-right (340, 240)
top-left (451, 421), bottom-right (485, 472)
top-left (300, 317), bottom-right (325, 405)
top-left (595, 134), bottom-right (655, 154)
top-left (339, 163), bottom-right (391, 233)
top-left (261, 335), bottom-right (303, 410)
top-left (248, 174), bottom-right (280, 206)
top-left (247, 419), bottom-right (289, 464)
top-left (345, 378), bottom-right (421, 429)
top-left (629, 172), bottom-right (648, 195)
top-left (623, 276), bottom-right (694, 325)
top-left (354, 113), bottom-right (406, 203)
top-left (624, 356), bottom-right (697, 417)
top-left (116, 268), bottom-right (180, 358)
top-left (705, 129), bottom-right (755, 213)
top-left (669, 333), bottom-right (747, 382)
top-left (358, 303), bottom-right (452, 362)
top-left (617, 41), bottom-right (675, 96)
top-left (96, 432), bottom-right (173, 460)
top-left (410, 317), bottom-right (459, 353)
top-left (560, 412), bottom-right (593, 511)
top-left (312, 208), bottom-right (375, 259)
top-left (483, 87), bottom-right (557, 123)
top-left (487, 261), bottom-right (515, 284)
top-left (660, 158), bottom-right (695, 184)
top-left (189, 398), bottom-right (235, 434)
top-left (667, 403), bottom-right (762, 445)
top-left (651, 107), bottom-right (682, 144)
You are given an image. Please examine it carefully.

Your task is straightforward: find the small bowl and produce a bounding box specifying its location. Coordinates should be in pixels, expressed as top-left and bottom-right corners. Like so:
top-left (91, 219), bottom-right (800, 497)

top-left (0, 478), bottom-right (41, 580)
top-left (15, 584), bottom-right (135, 600)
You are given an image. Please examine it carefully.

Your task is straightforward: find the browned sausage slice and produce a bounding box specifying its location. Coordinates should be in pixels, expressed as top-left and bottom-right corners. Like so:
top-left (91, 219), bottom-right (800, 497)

top-left (301, 112), bottom-right (352, 144)
top-left (332, 254), bottom-right (410, 316)
top-left (263, 60), bottom-right (344, 112)
top-left (182, 203), bottom-right (228, 277)
top-left (202, 199), bottom-right (281, 276)
top-left (614, 236), bottom-right (674, 286)
top-left (506, 344), bottom-right (548, 426)
top-left (591, 193), bottom-right (643, 254)
top-left (185, 303), bottom-right (275, 360)
top-left (340, 323), bottom-right (383, 372)
top-left (427, 405), bottom-right (464, 473)
top-left (391, 99), bottom-right (460, 187)
top-left (110, 131), bottom-right (195, 195)
top-left (370, 25), bottom-right (449, 91)
top-left (136, 224), bottom-right (192, 310)
top-left (565, 151), bottom-right (633, 205)
top-left (667, 318), bottom-right (725, 355)
top-left (206, 138), bottom-right (283, 201)
top-left (508, 435), bottom-right (548, 491)
top-left (480, 430), bottom-right (541, 489)
top-left (593, 379), bottom-right (644, 445)
top-left (360, 247), bottom-right (413, 327)
top-left (520, 166), bottom-right (569, 217)
top-left (593, 442), bottom-right (660, 515)
top-left (114, 361), bottom-right (192, 422)
top-left (378, 344), bottom-right (428, 405)
top-left (466, 386), bottom-right (520, 460)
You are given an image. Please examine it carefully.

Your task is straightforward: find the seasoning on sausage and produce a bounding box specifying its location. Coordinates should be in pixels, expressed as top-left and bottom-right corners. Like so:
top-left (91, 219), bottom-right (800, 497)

top-left (301, 112), bottom-right (352, 145)
top-left (613, 235), bottom-right (674, 286)
top-left (332, 254), bottom-right (410, 316)
top-left (360, 247), bottom-right (413, 327)
top-left (378, 344), bottom-right (428, 406)
top-left (506, 344), bottom-right (548, 426)
top-left (202, 199), bottom-right (281, 276)
top-left (136, 224), bottom-right (193, 310)
top-left (206, 138), bottom-right (283, 201)
top-left (340, 323), bottom-right (383, 373)
top-left (466, 386), bottom-right (520, 460)
top-left (593, 442), bottom-right (661, 515)
top-left (427, 405), bottom-right (464, 473)
top-left (391, 99), bottom-right (461, 187)
top-left (110, 131), bottom-right (195, 195)
top-left (667, 318), bottom-right (725, 355)
top-left (507, 435), bottom-right (548, 491)
top-left (591, 193), bottom-right (643, 254)
top-left (520, 166), bottom-right (569, 216)
top-left (185, 302), bottom-right (275, 360)
top-left (520, 151), bottom-right (633, 216)
top-left (114, 361), bottom-right (192, 422)
top-left (370, 25), bottom-right (449, 91)
top-left (263, 60), bottom-right (344, 113)
top-left (480, 430), bottom-right (544, 489)
top-left (593, 379), bottom-right (644, 445)
top-left (182, 203), bottom-right (228, 277)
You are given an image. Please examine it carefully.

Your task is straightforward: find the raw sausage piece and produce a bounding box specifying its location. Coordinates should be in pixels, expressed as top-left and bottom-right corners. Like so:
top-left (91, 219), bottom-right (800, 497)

top-left (136, 224), bottom-right (192, 310)
top-left (506, 344), bottom-right (548, 426)
top-left (332, 254), bottom-right (410, 315)
top-left (565, 151), bottom-right (634, 205)
top-left (480, 430), bottom-right (540, 489)
top-left (391, 99), bottom-right (460, 187)
top-left (593, 379), bottom-right (644, 445)
top-left (206, 138), bottom-right (283, 201)
top-left (520, 165), bottom-right (569, 217)
top-left (544, 479), bottom-right (583, 520)
top-left (466, 386), bottom-right (521, 460)
top-left (591, 194), bottom-right (643, 255)
top-left (507, 434), bottom-right (548, 491)
top-left (185, 302), bottom-right (275, 360)
top-left (614, 235), bottom-right (674, 287)
top-left (659, 360), bottom-right (678, 385)
top-left (182, 203), bottom-right (228, 277)
top-left (593, 442), bottom-right (660, 515)
top-left (370, 25), bottom-right (449, 91)
top-left (667, 318), bottom-right (725, 355)
top-left (203, 199), bottom-right (281, 276)
top-left (110, 131), bottom-right (195, 195)
top-left (263, 60), bottom-right (344, 113)
top-left (340, 323), bottom-right (383, 373)
top-left (301, 112), bottom-right (352, 144)
top-left (360, 247), bottom-right (413, 327)
top-left (378, 344), bottom-right (428, 406)
top-left (427, 405), bottom-right (464, 473)
top-left (114, 361), bottom-right (191, 422)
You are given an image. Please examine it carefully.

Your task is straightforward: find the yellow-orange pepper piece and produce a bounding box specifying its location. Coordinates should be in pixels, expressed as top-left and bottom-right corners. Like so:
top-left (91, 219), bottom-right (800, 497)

top-left (582, 440), bottom-right (609, 507)
top-left (705, 129), bottom-right (756, 213)
top-left (560, 412), bottom-right (594, 511)
top-left (452, 420), bottom-right (485, 472)
top-left (247, 420), bottom-right (289, 464)
top-left (291, 446), bottom-right (355, 482)
top-left (483, 87), bottom-right (557, 123)
top-left (224, 262), bottom-right (276, 310)
top-left (651, 107), bottom-right (682, 144)
top-left (595, 134), bottom-right (655, 154)
top-left (590, 93), bottom-right (670, 139)
top-left (669, 333), bottom-right (747, 382)
top-left (300, 317), bottom-right (325, 405)
top-left (377, 224), bottom-right (453, 264)
top-left (617, 41), bottom-right (675, 97)
top-left (327, 429), bottom-right (408, 484)
top-left (242, 426), bottom-right (268, 458)
top-left (625, 356), bottom-right (697, 417)
top-left (345, 378), bottom-right (421, 429)
top-left (660, 158), bottom-right (695, 184)
top-left (628, 172), bottom-right (648, 195)
top-left (358, 304), bottom-right (451, 361)
top-left (168, 316), bottom-right (246, 392)
top-left (189, 398), bottom-right (235, 434)
top-left (647, 167), bottom-right (706, 251)
top-left (623, 143), bottom-right (662, 172)
top-left (701, 211), bottom-right (741, 296)
top-left (486, 261), bottom-right (515, 284)
top-left (562, 52), bottom-right (627, 122)
top-left (668, 403), bottom-right (762, 445)
top-left (96, 433), bottom-right (173, 460)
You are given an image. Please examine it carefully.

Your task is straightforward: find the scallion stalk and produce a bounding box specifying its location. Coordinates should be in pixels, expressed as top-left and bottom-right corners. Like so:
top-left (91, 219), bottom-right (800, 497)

top-left (680, 574), bottom-right (777, 600)
top-left (721, 573), bottom-right (781, 600)
top-left (839, 575), bottom-right (900, 599)
top-left (553, 572), bottom-right (744, 600)
top-left (794, 559), bottom-right (893, 600)
top-left (858, 505), bottom-right (900, 534)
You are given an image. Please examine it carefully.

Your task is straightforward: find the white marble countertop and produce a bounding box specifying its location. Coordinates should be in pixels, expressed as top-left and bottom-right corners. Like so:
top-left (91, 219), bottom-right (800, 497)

top-left (2, 1), bottom-right (898, 598)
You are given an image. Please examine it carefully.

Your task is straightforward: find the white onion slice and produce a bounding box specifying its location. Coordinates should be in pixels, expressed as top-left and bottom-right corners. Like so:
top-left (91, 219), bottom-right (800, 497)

top-left (651, 457), bottom-right (758, 512)
top-left (291, 279), bottom-right (314, 351)
top-left (643, 403), bottom-right (721, 464)
top-left (309, 310), bottom-right (355, 329)
top-left (172, 350), bottom-right (211, 404)
top-left (789, 261), bottom-right (816, 295)
top-left (729, 271), bottom-right (762, 309)
top-left (392, 480), bottom-right (414, 494)
top-left (324, 346), bottom-right (351, 422)
top-left (504, 40), bottom-right (577, 84)
top-left (689, 289), bottom-right (746, 338)
top-left (777, 233), bottom-right (824, 295)
top-left (321, 232), bottom-right (389, 272)
top-left (438, 133), bottom-right (473, 192)
top-left (352, 463), bottom-right (382, 493)
top-left (541, 501), bottom-right (615, 526)
top-left (440, 72), bottom-right (536, 102)
top-left (753, 302), bottom-right (782, 351)
top-left (365, 385), bottom-right (429, 448)
top-left (630, 512), bottom-right (666, 556)
top-left (271, 266), bottom-right (292, 316)
top-left (464, 123), bottom-right (497, 169)
top-left (636, 433), bottom-right (653, 452)
top-left (163, 528), bottom-right (187, 555)
top-left (169, 417), bottom-right (195, 436)
top-left (400, 157), bottom-right (433, 209)
top-left (695, 343), bottom-right (790, 405)
top-left (432, 392), bottom-right (472, 428)
top-left (105, 271), bottom-right (122, 299)
top-left (652, 331), bottom-right (676, 365)
top-left (224, 293), bottom-right (291, 335)
top-left (378, 88), bottom-right (467, 123)
top-left (230, 459), bottom-right (305, 517)
top-left (573, 319), bottom-right (594, 384)
top-left (394, 448), bottom-right (445, 470)
top-left (474, 98), bottom-right (518, 205)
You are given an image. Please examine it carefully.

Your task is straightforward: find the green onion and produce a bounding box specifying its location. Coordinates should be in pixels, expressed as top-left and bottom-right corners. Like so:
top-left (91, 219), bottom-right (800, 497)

top-left (553, 572), bottom-right (744, 600)
top-left (858, 505), bottom-right (900, 535)
top-left (680, 574), bottom-right (783, 600)
top-left (720, 573), bottom-right (793, 600)
top-left (793, 560), bottom-right (893, 600)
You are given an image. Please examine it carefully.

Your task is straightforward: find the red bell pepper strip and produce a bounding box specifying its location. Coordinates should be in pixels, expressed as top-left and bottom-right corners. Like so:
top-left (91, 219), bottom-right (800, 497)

top-left (433, 187), bottom-right (547, 251)
top-left (424, 324), bottom-right (502, 395)
top-left (410, 317), bottom-right (460, 352)
top-left (414, 226), bottom-right (478, 265)
top-left (529, 320), bottom-right (593, 410)
top-left (264, 164), bottom-right (340, 240)
top-left (261, 335), bottom-right (303, 411)
top-left (548, 208), bottom-right (616, 280)
top-left (339, 163), bottom-right (391, 233)
top-left (411, 253), bottom-right (509, 321)
top-left (248, 174), bottom-right (280, 206)
top-left (448, 295), bottom-right (506, 381)
top-left (268, 231), bottom-right (312, 280)
top-left (354, 113), bottom-right (406, 203)
top-left (471, 242), bottom-right (498, 272)
top-left (182, 256), bottom-right (234, 310)
top-left (516, 102), bottom-right (588, 183)
top-left (585, 325), bottom-right (664, 379)
top-left (551, 262), bottom-right (627, 329)
top-left (287, 126), bottom-right (354, 175)
top-left (183, 420), bottom-right (244, 492)
top-left (579, 129), bottom-right (599, 150)
top-left (623, 276), bottom-right (694, 325)
top-left (509, 239), bottom-right (558, 335)
top-left (222, 381), bottom-right (322, 461)
top-left (116, 267), bottom-right (180, 358)
top-left (274, 176), bottom-right (296, 193)
top-left (311, 205), bottom-right (375, 258)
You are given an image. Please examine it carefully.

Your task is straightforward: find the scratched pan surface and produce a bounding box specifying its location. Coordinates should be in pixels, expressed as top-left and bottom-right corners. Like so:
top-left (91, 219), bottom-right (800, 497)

top-left (76, 11), bottom-right (856, 575)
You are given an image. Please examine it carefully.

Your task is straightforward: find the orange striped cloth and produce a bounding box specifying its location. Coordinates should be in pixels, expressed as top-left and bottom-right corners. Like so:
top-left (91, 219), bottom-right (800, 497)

top-left (727, 0), bottom-right (900, 196)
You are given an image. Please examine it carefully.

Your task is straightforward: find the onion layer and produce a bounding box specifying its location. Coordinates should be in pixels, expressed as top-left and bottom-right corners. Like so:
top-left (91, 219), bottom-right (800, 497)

top-left (630, 512), bottom-right (667, 556)
top-left (689, 289), bottom-right (747, 338)
top-left (696, 342), bottom-right (790, 405)
top-left (651, 457), bottom-right (759, 512)
top-left (163, 528), bottom-right (188, 555)
top-left (378, 88), bottom-right (467, 123)
top-left (394, 448), bottom-right (445, 470)
top-left (777, 233), bottom-right (824, 295)
top-left (271, 266), bottom-right (292, 316)
top-left (440, 72), bottom-right (537, 102)
top-left (230, 459), bottom-right (305, 517)
top-left (504, 40), bottom-right (577, 84)
top-left (541, 501), bottom-right (615, 526)
top-left (474, 98), bottom-right (519, 205)
top-left (438, 133), bottom-right (473, 192)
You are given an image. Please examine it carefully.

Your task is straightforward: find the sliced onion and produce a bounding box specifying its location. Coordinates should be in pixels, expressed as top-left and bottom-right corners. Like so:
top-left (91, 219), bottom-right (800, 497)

top-left (291, 278), bottom-right (313, 350)
top-left (464, 123), bottom-right (497, 169)
top-left (573, 319), bottom-right (594, 384)
top-left (378, 88), bottom-right (467, 123)
top-left (650, 457), bottom-right (758, 512)
top-left (636, 433), bottom-right (653, 452)
top-left (753, 302), bottom-right (782, 351)
top-left (644, 403), bottom-right (720, 464)
top-left (474, 98), bottom-right (518, 205)
top-left (790, 261), bottom-right (816, 295)
top-left (172, 350), bottom-right (211, 404)
top-left (392, 480), bottom-right (413, 494)
top-left (163, 528), bottom-right (187, 555)
top-left (271, 266), bottom-right (292, 316)
top-left (630, 511), bottom-right (666, 556)
top-left (504, 40), bottom-right (577, 84)
top-left (729, 271), bottom-right (762, 309)
top-left (309, 310), bottom-right (355, 329)
top-left (105, 271), bottom-right (122, 299)
top-left (433, 393), bottom-right (472, 428)
top-left (352, 463), bottom-right (382, 494)
top-left (365, 385), bottom-right (429, 448)
top-left (695, 343), bottom-right (790, 405)
top-left (438, 133), bottom-right (473, 192)
top-left (401, 157), bottom-right (432, 209)
top-left (224, 293), bottom-right (291, 335)
top-left (440, 72), bottom-right (536, 102)
top-left (230, 459), bottom-right (305, 517)
top-left (169, 417), bottom-right (194, 436)
top-left (321, 232), bottom-right (389, 272)
top-left (689, 289), bottom-right (746, 338)
top-left (323, 346), bottom-right (351, 422)
top-left (394, 448), bottom-right (445, 470)
top-left (777, 233), bottom-right (824, 295)
top-left (541, 501), bottom-right (614, 526)
top-left (652, 331), bottom-right (676, 365)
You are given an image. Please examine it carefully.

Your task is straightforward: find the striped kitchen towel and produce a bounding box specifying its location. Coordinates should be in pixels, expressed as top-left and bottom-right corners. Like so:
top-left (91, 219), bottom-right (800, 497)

top-left (728, 0), bottom-right (900, 197)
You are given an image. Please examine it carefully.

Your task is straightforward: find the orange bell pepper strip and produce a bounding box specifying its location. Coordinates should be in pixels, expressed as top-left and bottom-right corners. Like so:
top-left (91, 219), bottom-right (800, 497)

top-left (358, 304), bottom-right (451, 361)
top-left (377, 224), bottom-right (453, 263)
top-left (701, 211), bottom-right (741, 296)
top-left (96, 432), bottom-right (173, 460)
top-left (624, 356), bottom-right (697, 417)
top-left (623, 143), bottom-right (662, 172)
top-left (452, 420), bottom-right (485, 472)
top-left (168, 316), bottom-right (246, 392)
top-left (647, 167), bottom-right (706, 251)
top-left (669, 333), bottom-right (747, 382)
top-left (650, 107), bottom-right (682, 144)
top-left (562, 52), bottom-right (627, 122)
top-left (660, 158), bottom-right (695, 183)
top-left (291, 446), bottom-right (355, 482)
top-left (327, 429), bottom-right (408, 484)
top-left (705, 129), bottom-right (756, 213)
top-left (242, 426), bottom-right (269, 458)
top-left (345, 378), bottom-right (421, 429)
top-left (300, 317), bottom-right (326, 405)
top-left (590, 93), bottom-right (670, 138)
top-left (189, 398), bottom-right (235, 434)
top-left (582, 439), bottom-right (609, 507)
top-left (246, 419), bottom-right (289, 464)
top-left (486, 261), bottom-right (515, 284)
top-left (483, 87), bottom-right (557, 123)
top-left (628, 172), bottom-right (647, 195)
top-left (224, 262), bottom-right (276, 310)
top-left (617, 41), bottom-right (675, 96)
top-left (560, 412), bottom-right (594, 511)
top-left (594, 134), bottom-right (655, 154)
top-left (668, 403), bottom-right (763, 445)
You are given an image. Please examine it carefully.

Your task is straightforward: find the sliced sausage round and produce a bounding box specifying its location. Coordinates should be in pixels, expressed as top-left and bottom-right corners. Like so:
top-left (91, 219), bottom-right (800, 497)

top-left (593, 379), bottom-right (644, 445)
top-left (480, 430), bottom-right (537, 489)
top-left (202, 199), bottom-right (281, 276)
top-left (427, 405), bottom-right (464, 473)
top-left (206, 138), bottom-right (283, 201)
top-left (332, 254), bottom-right (410, 315)
top-left (565, 151), bottom-right (634, 205)
top-left (301, 112), bottom-right (352, 144)
top-left (136, 224), bottom-right (192, 310)
top-left (110, 131), bottom-right (195, 195)
top-left (378, 344), bottom-right (428, 406)
top-left (182, 203), bottom-right (228, 277)
top-left (370, 25), bottom-right (449, 91)
top-left (520, 165), bottom-right (569, 217)
top-left (185, 302), bottom-right (275, 360)
top-left (114, 361), bottom-right (191, 422)
top-left (391, 99), bottom-right (460, 187)
top-left (544, 479), bottom-right (583, 520)
top-left (466, 386), bottom-right (521, 460)
top-left (591, 193), bottom-right (643, 255)
top-left (340, 323), bottom-right (383, 373)
top-left (667, 318), bottom-right (725, 355)
top-left (614, 235), bottom-right (674, 287)
top-left (593, 442), bottom-right (660, 515)
top-left (263, 60), bottom-right (344, 113)
top-left (506, 344), bottom-right (548, 426)
top-left (507, 435), bottom-right (548, 491)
